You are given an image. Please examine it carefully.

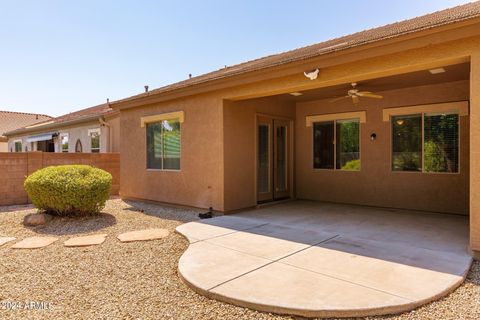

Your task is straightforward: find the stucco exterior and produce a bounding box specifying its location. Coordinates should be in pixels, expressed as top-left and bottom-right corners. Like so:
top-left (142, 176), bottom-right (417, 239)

top-left (6, 115), bottom-right (120, 153)
top-left (119, 94), bottom-right (224, 210)
top-left (113, 17), bottom-right (480, 254)
top-left (296, 81), bottom-right (469, 215)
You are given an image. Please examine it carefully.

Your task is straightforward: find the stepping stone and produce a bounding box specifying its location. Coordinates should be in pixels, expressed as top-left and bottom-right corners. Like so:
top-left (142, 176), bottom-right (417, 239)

top-left (64, 234), bottom-right (108, 247)
top-left (11, 236), bottom-right (58, 249)
top-left (0, 237), bottom-right (16, 247)
top-left (117, 228), bottom-right (169, 242)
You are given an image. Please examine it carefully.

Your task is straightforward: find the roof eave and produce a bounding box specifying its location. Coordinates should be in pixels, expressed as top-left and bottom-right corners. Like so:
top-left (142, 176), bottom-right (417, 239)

top-left (5, 114), bottom-right (105, 137)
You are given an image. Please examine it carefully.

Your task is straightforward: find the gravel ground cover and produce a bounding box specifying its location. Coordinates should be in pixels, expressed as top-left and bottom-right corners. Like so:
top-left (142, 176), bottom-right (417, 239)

top-left (0, 199), bottom-right (478, 320)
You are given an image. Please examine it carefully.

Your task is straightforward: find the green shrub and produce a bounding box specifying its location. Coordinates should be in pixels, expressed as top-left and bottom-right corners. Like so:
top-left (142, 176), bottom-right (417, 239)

top-left (24, 165), bottom-right (112, 216)
top-left (341, 159), bottom-right (361, 171)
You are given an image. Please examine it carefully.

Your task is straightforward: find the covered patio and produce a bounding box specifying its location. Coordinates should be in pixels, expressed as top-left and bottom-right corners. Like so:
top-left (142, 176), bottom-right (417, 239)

top-left (176, 201), bottom-right (472, 318)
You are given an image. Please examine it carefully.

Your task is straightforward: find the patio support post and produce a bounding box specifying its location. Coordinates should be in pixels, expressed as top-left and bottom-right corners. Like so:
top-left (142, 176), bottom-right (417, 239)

top-left (470, 53), bottom-right (480, 259)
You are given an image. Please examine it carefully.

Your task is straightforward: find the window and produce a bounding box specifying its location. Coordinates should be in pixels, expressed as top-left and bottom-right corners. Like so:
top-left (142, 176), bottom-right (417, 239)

top-left (146, 118), bottom-right (181, 170)
top-left (313, 119), bottom-right (360, 171)
top-left (392, 113), bottom-right (459, 173)
top-left (392, 115), bottom-right (422, 171)
top-left (89, 129), bottom-right (100, 153)
top-left (14, 140), bottom-right (22, 152)
top-left (60, 134), bottom-right (69, 153)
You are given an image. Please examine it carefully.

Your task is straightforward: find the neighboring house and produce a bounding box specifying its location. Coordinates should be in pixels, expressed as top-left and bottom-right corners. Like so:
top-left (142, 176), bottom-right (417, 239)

top-left (5, 103), bottom-right (120, 153)
top-left (0, 111), bottom-right (52, 152)
top-left (110, 3), bottom-right (480, 256)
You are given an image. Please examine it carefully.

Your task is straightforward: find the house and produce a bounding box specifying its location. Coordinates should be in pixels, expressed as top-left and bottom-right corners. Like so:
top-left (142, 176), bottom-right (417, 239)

top-left (5, 103), bottom-right (120, 153)
top-left (111, 3), bottom-right (480, 256)
top-left (0, 111), bottom-right (52, 152)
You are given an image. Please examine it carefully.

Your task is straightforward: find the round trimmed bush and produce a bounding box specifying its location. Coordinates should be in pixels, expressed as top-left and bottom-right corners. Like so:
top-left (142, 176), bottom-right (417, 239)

top-left (24, 165), bottom-right (112, 216)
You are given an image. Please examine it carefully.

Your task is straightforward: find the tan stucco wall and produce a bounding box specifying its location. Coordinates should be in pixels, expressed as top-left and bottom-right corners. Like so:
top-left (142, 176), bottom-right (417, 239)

top-left (114, 31), bottom-right (480, 253)
top-left (0, 142), bottom-right (7, 152)
top-left (6, 116), bottom-right (119, 153)
top-left (109, 116), bottom-right (121, 153)
top-left (470, 54), bottom-right (480, 252)
top-left (119, 93), bottom-right (224, 211)
top-left (223, 96), bottom-right (296, 211)
top-left (296, 80), bottom-right (470, 214)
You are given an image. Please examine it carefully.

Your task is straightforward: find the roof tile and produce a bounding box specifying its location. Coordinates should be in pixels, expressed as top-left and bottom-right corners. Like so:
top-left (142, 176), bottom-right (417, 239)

top-left (113, 1), bottom-right (480, 105)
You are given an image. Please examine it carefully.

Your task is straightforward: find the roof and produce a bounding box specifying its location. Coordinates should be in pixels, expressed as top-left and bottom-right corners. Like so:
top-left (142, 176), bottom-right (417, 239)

top-left (112, 1), bottom-right (480, 106)
top-left (4, 103), bottom-right (118, 136)
top-left (0, 111), bottom-right (52, 137)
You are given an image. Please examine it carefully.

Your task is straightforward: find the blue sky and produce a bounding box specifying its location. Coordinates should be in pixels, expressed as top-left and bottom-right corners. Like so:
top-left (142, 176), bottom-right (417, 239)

top-left (0, 0), bottom-right (473, 116)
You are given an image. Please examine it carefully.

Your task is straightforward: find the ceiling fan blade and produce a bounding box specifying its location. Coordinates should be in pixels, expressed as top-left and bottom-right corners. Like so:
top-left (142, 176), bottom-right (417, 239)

top-left (357, 91), bottom-right (383, 99)
top-left (352, 95), bottom-right (360, 104)
top-left (329, 95), bottom-right (349, 103)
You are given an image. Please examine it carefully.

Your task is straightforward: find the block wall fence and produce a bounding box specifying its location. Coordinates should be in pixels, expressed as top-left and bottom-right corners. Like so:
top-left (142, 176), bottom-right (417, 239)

top-left (0, 152), bottom-right (120, 206)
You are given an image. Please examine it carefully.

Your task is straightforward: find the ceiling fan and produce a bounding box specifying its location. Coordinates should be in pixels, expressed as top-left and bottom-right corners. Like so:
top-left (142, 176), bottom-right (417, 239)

top-left (330, 82), bottom-right (383, 104)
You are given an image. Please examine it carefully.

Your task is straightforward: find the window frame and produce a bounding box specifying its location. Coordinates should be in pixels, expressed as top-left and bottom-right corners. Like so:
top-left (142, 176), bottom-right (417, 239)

top-left (145, 118), bottom-right (182, 172)
top-left (14, 140), bottom-right (22, 152)
top-left (312, 117), bottom-right (361, 172)
top-left (60, 133), bottom-right (69, 153)
top-left (390, 112), bottom-right (460, 175)
top-left (88, 128), bottom-right (101, 153)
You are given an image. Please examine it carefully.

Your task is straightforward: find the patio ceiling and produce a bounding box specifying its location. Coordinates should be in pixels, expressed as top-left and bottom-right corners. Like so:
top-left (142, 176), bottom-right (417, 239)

top-left (280, 62), bottom-right (470, 102)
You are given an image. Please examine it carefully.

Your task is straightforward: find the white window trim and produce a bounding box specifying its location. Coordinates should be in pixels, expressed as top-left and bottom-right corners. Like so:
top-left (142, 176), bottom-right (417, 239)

top-left (13, 139), bottom-right (22, 152)
top-left (89, 128), bottom-right (101, 153)
top-left (88, 128), bottom-right (101, 136)
top-left (60, 133), bottom-right (69, 153)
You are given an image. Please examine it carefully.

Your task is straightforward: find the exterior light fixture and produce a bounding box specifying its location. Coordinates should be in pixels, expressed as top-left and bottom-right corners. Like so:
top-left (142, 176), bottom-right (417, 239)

top-left (370, 133), bottom-right (377, 141)
top-left (289, 92), bottom-right (302, 96)
top-left (304, 68), bottom-right (320, 80)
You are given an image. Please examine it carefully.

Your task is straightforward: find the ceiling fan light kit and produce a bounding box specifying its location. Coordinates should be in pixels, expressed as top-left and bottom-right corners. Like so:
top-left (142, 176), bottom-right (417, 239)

top-left (330, 82), bottom-right (384, 104)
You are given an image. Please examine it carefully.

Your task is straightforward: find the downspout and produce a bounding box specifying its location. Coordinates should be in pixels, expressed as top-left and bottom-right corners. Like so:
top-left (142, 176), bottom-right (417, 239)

top-left (99, 117), bottom-right (112, 152)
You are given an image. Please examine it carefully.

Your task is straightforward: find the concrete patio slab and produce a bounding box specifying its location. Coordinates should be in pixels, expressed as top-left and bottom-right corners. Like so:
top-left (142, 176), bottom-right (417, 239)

top-left (176, 201), bottom-right (472, 318)
top-left (11, 236), bottom-right (58, 249)
top-left (179, 241), bottom-right (271, 290)
top-left (117, 228), bottom-right (169, 242)
top-left (206, 224), bottom-right (336, 260)
top-left (64, 234), bottom-right (108, 247)
top-left (0, 237), bottom-right (16, 246)
top-left (210, 262), bottom-right (412, 318)
top-left (176, 216), bottom-right (266, 242)
top-left (280, 237), bottom-right (469, 301)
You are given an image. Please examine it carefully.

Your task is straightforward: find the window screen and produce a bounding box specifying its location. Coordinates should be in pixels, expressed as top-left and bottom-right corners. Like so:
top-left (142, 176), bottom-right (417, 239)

top-left (61, 134), bottom-right (69, 153)
top-left (392, 113), bottom-right (459, 173)
top-left (313, 121), bottom-right (334, 169)
top-left (336, 120), bottom-right (360, 170)
top-left (146, 119), bottom-right (181, 170)
top-left (424, 113), bottom-right (459, 173)
top-left (392, 115), bottom-right (422, 171)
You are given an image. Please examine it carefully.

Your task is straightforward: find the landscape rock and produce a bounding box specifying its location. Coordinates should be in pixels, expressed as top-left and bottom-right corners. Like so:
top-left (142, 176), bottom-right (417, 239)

top-left (23, 213), bottom-right (53, 226)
